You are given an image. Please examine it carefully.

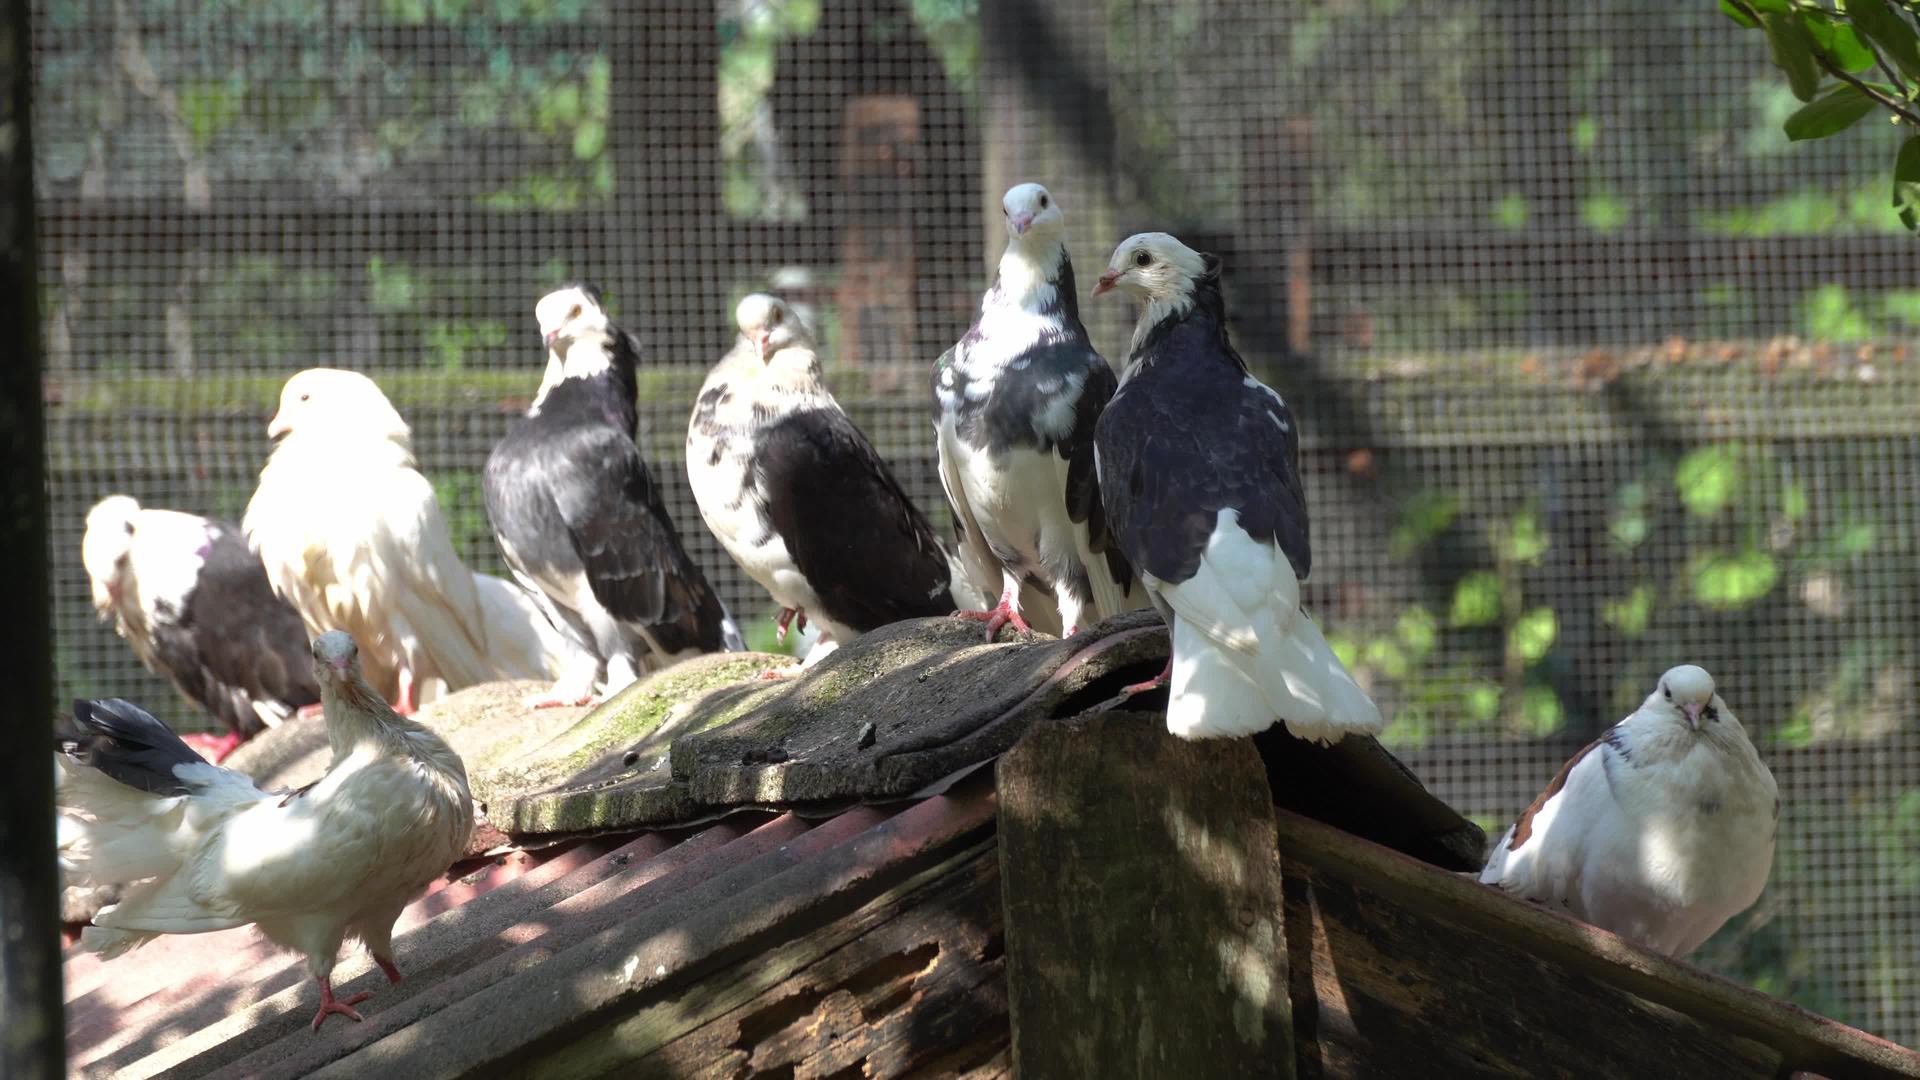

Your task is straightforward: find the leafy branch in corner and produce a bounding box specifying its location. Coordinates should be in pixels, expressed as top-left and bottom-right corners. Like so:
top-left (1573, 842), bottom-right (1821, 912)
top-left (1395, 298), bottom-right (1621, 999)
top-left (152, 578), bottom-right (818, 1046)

top-left (1720, 0), bottom-right (1920, 230)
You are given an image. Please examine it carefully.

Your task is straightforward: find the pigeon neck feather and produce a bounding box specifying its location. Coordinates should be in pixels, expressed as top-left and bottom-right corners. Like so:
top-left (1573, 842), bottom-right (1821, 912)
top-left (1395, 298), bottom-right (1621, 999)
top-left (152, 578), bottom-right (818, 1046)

top-left (990, 236), bottom-right (1070, 316)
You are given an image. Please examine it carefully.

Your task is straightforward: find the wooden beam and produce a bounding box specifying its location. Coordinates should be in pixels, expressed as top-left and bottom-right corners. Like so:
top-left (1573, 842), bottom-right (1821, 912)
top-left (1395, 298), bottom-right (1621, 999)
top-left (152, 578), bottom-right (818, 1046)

top-left (997, 710), bottom-right (1294, 1079)
top-left (1275, 807), bottom-right (1920, 1079)
top-left (0, 0), bottom-right (64, 1073)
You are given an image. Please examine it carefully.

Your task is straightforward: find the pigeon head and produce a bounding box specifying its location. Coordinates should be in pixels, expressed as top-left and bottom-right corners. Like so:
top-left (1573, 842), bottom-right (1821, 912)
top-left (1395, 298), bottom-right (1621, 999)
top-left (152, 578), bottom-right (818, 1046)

top-left (82, 495), bottom-right (142, 612)
top-left (311, 630), bottom-right (362, 683)
top-left (734, 293), bottom-right (810, 362)
top-left (1649, 664), bottom-right (1724, 732)
top-left (535, 284), bottom-right (611, 352)
top-left (1092, 231), bottom-right (1211, 303)
top-left (267, 368), bottom-right (410, 447)
top-left (1001, 183), bottom-right (1064, 243)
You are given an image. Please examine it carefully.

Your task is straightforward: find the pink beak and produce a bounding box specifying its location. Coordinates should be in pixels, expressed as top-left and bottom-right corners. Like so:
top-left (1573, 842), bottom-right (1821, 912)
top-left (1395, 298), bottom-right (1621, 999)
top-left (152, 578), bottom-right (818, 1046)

top-left (752, 329), bottom-right (771, 359)
top-left (1009, 212), bottom-right (1034, 237)
top-left (1091, 269), bottom-right (1121, 297)
top-left (543, 330), bottom-right (557, 349)
top-left (266, 411), bottom-right (289, 439)
top-left (1681, 703), bottom-right (1701, 730)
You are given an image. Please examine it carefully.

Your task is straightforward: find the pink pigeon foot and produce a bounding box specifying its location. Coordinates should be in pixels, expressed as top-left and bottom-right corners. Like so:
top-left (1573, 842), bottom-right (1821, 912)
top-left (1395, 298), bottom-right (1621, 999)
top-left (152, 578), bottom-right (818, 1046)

top-left (755, 666), bottom-right (798, 681)
top-left (310, 978), bottom-right (372, 1031)
top-left (295, 702), bottom-right (324, 721)
top-left (180, 730), bottom-right (245, 763)
top-left (524, 686), bottom-right (598, 709)
top-left (952, 590), bottom-right (1030, 641)
top-left (375, 957), bottom-right (403, 984)
top-left (1119, 658), bottom-right (1173, 698)
top-left (391, 668), bottom-right (417, 716)
top-left (775, 607), bottom-right (809, 644)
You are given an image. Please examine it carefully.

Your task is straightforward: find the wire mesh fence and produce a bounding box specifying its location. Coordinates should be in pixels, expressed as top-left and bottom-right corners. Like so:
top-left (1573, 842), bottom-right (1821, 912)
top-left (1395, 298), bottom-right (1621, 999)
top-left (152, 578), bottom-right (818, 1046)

top-left (32, 0), bottom-right (1920, 1047)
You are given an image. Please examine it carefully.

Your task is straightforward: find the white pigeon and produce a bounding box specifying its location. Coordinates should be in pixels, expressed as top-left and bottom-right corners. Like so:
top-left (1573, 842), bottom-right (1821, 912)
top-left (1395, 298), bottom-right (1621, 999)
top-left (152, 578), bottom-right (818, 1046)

top-left (1091, 231), bottom-right (1383, 742)
top-left (82, 494), bottom-right (319, 760)
top-left (484, 284), bottom-right (743, 706)
top-left (690, 293), bottom-right (981, 674)
top-left (56, 631), bottom-right (474, 1030)
top-left (1479, 665), bottom-right (1779, 957)
top-left (933, 182), bottom-right (1141, 640)
top-left (244, 368), bottom-right (544, 711)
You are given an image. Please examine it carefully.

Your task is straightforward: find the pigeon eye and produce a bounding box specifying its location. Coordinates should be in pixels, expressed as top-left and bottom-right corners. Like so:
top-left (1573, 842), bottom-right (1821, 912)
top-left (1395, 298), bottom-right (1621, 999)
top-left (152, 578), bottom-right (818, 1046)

top-left (298, 393), bottom-right (310, 403)
top-left (1039, 194), bottom-right (1049, 208)
top-left (1133, 250), bottom-right (1152, 268)
top-left (1662, 685), bottom-right (1671, 700)
top-left (568, 305), bottom-right (582, 321)
top-left (1704, 705), bottom-right (1719, 722)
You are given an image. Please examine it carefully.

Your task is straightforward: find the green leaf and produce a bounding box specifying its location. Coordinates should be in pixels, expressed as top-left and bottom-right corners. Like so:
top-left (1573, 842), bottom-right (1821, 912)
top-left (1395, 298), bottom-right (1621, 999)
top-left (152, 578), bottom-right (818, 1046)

top-left (1395, 606), bottom-right (1439, 658)
top-left (1602, 585), bottom-right (1656, 636)
top-left (1719, 0), bottom-right (1759, 28)
top-left (1463, 681), bottom-right (1502, 725)
top-left (1762, 12), bottom-right (1823, 101)
top-left (1784, 84), bottom-right (1878, 140)
top-left (1519, 686), bottom-right (1565, 736)
top-left (1692, 549), bottom-right (1780, 610)
top-left (1848, 0), bottom-right (1920, 81)
top-left (1894, 134), bottom-right (1920, 232)
top-left (1675, 445), bottom-right (1744, 517)
top-left (1824, 24), bottom-right (1878, 73)
top-left (1448, 571), bottom-right (1503, 628)
top-left (1502, 510), bottom-right (1550, 565)
top-left (1508, 607), bottom-right (1558, 664)
top-left (1745, 0), bottom-right (1791, 12)
top-left (1389, 492), bottom-right (1461, 557)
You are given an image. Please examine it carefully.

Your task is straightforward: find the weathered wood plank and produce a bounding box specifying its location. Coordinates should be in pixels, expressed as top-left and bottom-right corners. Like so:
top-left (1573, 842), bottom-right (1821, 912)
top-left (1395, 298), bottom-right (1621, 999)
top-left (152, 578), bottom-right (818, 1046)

top-left (997, 710), bottom-right (1294, 1080)
top-left (515, 838), bottom-right (1006, 1079)
top-left (1274, 808), bottom-right (1920, 1080)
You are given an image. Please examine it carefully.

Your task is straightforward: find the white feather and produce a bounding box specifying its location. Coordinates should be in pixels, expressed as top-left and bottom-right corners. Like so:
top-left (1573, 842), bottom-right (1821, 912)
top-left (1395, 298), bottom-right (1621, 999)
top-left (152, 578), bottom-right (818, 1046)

top-left (1151, 509), bottom-right (1382, 743)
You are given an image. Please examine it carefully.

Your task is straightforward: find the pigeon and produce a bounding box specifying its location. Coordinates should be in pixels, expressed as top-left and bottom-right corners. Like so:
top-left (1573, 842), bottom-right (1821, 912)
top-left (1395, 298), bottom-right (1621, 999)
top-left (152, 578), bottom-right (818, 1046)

top-left (244, 368), bottom-right (548, 712)
top-left (1090, 231), bottom-right (1382, 742)
top-left (933, 182), bottom-right (1139, 640)
top-left (81, 495), bottom-right (321, 761)
top-left (689, 293), bottom-right (978, 674)
top-left (484, 284), bottom-right (743, 706)
top-left (56, 631), bottom-right (474, 1030)
top-left (1479, 665), bottom-right (1779, 957)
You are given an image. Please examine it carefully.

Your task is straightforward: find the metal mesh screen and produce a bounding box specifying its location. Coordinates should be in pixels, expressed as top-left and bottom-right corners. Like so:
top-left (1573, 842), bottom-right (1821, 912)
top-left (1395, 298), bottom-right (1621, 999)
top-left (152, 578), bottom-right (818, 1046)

top-left (32, 0), bottom-right (1920, 1046)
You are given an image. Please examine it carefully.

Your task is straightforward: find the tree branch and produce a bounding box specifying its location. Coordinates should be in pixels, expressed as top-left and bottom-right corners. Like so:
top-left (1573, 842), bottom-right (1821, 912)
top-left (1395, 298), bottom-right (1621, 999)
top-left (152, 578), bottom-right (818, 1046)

top-left (1731, 0), bottom-right (1920, 126)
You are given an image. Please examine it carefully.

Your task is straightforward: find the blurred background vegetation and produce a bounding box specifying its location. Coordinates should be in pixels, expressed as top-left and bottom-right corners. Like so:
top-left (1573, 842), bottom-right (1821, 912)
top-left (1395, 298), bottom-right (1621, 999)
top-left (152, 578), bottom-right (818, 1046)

top-left (30, 0), bottom-right (1920, 1046)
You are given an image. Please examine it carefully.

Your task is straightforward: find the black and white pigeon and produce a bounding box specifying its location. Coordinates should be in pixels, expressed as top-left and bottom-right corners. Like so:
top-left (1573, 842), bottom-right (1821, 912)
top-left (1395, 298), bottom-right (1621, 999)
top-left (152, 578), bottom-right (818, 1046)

top-left (932, 182), bottom-right (1139, 641)
top-left (484, 283), bottom-right (743, 707)
top-left (689, 293), bottom-right (980, 674)
top-left (57, 632), bottom-right (474, 1031)
top-left (82, 495), bottom-right (320, 761)
top-left (1480, 665), bottom-right (1779, 957)
top-left (1090, 231), bottom-right (1382, 742)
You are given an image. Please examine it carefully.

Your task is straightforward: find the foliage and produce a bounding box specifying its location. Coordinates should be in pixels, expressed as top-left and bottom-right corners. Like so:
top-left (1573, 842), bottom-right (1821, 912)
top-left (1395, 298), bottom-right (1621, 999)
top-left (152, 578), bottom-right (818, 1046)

top-left (1720, 0), bottom-right (1920, 231)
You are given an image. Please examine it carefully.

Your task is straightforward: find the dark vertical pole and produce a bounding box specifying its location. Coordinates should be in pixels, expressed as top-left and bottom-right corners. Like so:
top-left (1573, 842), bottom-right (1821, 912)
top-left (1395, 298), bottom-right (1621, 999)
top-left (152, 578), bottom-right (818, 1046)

top-left (0, 0), bottom-right (64, 1075)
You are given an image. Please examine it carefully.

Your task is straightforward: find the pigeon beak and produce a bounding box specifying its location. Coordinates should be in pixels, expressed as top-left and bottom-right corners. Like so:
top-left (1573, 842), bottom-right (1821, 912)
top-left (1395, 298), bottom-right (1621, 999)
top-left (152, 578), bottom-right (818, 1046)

top-left (543, 330), bottom-right (557, 350)
top-left (266, 411), bottom-right (290, 439)
top-left (752, 329), bottom-right (771, 360)
top-left (1681, 703), bottom-right (1701, 730)
top-left (1091, 269), bottom-right (1121, 297)
top-left (1009, 212), bottom-right (1033, 237)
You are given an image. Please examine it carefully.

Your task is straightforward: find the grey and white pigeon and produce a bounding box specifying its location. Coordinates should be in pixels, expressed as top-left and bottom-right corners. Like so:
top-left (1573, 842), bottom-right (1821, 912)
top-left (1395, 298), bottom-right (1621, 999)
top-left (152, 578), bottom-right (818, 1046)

top-left (82, 495), bottom-right (320, 761)
top-left (689, 293), bottom-right (979, 673)
top-left (57, 631), bottom-right (474, 1030)
top-left (484, 283), bottom-right (743, 706)
top-left (1090, 231), bottom-right (1382, 742)
top-left (1479, 665), bottom-right (1779, 957)
top-left (932, 182), bottom-right (1140, 640)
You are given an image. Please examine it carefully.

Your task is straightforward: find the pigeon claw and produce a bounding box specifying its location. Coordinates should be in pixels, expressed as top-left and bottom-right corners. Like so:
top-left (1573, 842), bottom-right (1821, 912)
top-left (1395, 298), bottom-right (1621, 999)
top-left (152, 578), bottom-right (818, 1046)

top-left (953, 596), bottom-right (1029, 642)
top-left (1119, 658), bottom-right (1174, 698)
top-left (775, 608), bottom-right (809, 644)
top-left (311, 984), bottom-right (372, 1031)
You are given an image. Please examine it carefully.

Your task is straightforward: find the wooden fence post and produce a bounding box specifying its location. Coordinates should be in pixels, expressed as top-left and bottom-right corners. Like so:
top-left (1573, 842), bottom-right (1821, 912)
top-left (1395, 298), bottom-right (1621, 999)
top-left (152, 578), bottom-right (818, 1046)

top-left (997, 710), bottom-right (1295, 1079)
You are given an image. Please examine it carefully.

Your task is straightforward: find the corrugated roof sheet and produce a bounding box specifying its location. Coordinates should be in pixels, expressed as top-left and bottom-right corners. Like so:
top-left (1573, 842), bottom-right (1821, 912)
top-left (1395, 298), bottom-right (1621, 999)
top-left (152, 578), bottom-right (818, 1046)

top-left (64, 776), bottom-right (1000, 1078)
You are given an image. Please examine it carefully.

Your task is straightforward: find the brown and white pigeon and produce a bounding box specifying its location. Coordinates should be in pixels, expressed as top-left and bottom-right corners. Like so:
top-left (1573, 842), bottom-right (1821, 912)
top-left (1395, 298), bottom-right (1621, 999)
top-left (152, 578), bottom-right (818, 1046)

top-left (56, 631), bottom-right (474, 1030)
top-left (1091, 231), bottom-right (1382, 742)
top-left (933, 182), bottom-right (1141, 640)
top-left (82, 494), bottom-right (320, 761)
top-left (1479, 664), bottom-right (1779, 957)
top-left (689, 293), bottom-right (979, 674)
